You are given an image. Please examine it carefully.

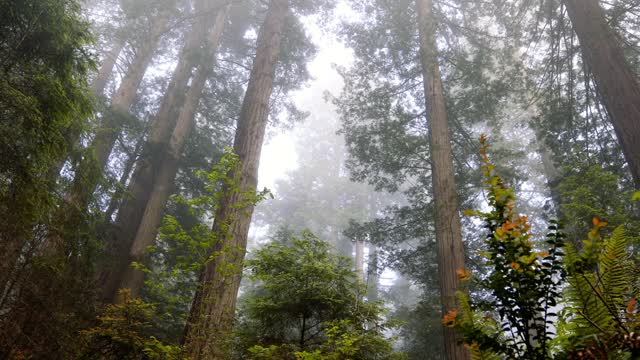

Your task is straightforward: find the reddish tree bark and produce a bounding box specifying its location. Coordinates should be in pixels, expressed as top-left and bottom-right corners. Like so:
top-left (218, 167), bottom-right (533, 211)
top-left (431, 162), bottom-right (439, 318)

top-left (183, 1), bottom-right (289, 357)
top-left (355, 239), bottom-right (365, 282)
top-left (416, 0), bottom-right (469, 358)
top-left (40, 10), bottom-right (171, 260)
top-left (98, 0), bottom-right (219, 303)
top-left (565, 0), bottom-right (640, 188)
top-left (119, 6), bottom-right (229, 298)
top-left (68, 12), bottom-right (170, 213)
top-left (92, 36), bottom-right (126, 96)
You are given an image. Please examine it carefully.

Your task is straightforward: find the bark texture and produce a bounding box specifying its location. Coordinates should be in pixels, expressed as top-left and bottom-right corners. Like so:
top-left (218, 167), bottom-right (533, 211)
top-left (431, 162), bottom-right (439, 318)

top-left (355, 239), bottom-right (365, 282)
top-left (39, 11), bottom-right (169, 260)
top-left (539, 143), bottom-right (563, 217)
top-left (92, 36), bottom-right (126, 96)
top-left (565, 0), bottom-right (640, 188)
top-left (0, 32), bottom-right (129, 355)
top-left (416, 0), bottom-right (469, 358)
top-left (119, 6), bottom-right (229, 298)
top-left (183, 1), bottom-right (289, 357)
top-left (72, 13), bottom-right (170, 212)
top-left (99, 0), bottom-right (216, 303)
top-left (47, 34), bottom-right (128, 191)
top-left (367, 245), bottom-right (379, 301)
top-left (104, 136), bottom-right (144, 221)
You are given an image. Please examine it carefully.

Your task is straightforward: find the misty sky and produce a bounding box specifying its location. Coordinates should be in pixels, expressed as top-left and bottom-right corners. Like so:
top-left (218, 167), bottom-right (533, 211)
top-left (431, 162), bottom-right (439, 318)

top-left (258, 9), bottom-right (354, 191)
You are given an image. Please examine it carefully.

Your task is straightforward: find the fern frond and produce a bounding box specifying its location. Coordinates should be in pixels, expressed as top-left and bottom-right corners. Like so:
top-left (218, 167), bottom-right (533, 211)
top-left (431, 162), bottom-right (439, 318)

top-left (566, 271), bottom-right (615, 335)
top-left (600, 226), bottom-right (632, 311)
top-left (562, 224), bottom-right (640, 357)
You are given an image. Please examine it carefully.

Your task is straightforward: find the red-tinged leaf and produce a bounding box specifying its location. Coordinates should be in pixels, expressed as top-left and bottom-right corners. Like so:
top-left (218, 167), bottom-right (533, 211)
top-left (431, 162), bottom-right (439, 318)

top-left (627, 297), bottom-right (637, 314)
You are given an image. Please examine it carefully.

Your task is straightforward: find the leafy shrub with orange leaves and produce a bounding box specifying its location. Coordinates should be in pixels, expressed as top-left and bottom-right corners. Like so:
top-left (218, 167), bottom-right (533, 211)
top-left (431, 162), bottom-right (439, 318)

top-left (447, 135), bottom-right (566, 359)
top-left (447, 136), bottom-right (640, 360)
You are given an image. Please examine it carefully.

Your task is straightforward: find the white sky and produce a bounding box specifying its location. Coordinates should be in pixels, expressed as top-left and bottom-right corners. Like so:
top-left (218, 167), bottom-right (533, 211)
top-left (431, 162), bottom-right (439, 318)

top-left (258, 12), bottom-right (354, 190)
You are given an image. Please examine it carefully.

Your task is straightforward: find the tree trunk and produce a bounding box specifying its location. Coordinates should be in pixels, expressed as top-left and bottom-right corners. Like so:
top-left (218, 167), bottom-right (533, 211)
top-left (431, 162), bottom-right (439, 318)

top-left (119, 7), bottom-right (229, 298)
top-left (104, 135), bottom-right (144, 221)
top-left (183, 1), bottom-right (289, 357)
top-left (0, 33), bottom-right (129, 352)
top-left (41, 12), bottom-right (168, 257)
top-left (98, 0), bottom-right (216, 303)
top-left (70, 13), bottom-right (169, 213)
top-left (367, 245), bottom-right (379, 301)
top-left (415, 0), bottom-right (469, 358)
top-left (92, 36), bottom-right (126, 96)
top-left (539, 143), bottom-right (563, 216)
top-left (47, 34), bottom-right (127, 185)
top-left (355, 239), bottom-right (365, 282)
top-left (564, 0), bottom-right (640, 188)
top-left (0, 32), bottom-right (129, 322)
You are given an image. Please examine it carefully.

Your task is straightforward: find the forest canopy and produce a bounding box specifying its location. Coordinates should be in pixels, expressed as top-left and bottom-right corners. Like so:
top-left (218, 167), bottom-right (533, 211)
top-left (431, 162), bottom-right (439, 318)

top-left (0, 0), bottom-right (639, 359)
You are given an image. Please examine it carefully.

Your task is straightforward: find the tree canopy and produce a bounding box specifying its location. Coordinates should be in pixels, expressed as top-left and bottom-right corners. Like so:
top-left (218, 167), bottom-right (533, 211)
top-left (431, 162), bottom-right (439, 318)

top-left (1, 0), bottom-right (640, 359)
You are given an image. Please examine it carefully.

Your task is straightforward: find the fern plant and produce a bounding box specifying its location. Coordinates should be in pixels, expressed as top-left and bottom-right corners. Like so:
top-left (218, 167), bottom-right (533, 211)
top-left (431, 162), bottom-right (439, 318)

top-left (558, 222), bottom-right (640, 359)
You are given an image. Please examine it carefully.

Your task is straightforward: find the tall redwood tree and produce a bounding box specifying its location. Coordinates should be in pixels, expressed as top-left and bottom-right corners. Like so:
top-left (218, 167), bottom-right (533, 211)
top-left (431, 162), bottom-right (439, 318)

top-left (416, 0), bottom-right (469, 358)
top-left (565, 0), bottom-right (640, 188)
top-left (183, 0), bottom-right (289, 357)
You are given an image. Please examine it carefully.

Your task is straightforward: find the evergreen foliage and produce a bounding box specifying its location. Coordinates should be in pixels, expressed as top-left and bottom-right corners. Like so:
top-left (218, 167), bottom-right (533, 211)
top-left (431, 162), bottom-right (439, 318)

top-left (136, 150), bottom-right (271, 342)
top-left (333, 1), bottom-right (529, 353)
top-left (80, 289), bottom-right (181, 360)
top-left (449, 137), bottom-right (640, 359)
top-left (556, 165), bottom-right (640, 248)
top-left (2, 0), bottom-right (640, 358)
top-left (0, 0), bottom-right (96, 357)
top-left (0, 0), bottom-right (95, 273)
top-left (235, 230), bottom-right (404, 359)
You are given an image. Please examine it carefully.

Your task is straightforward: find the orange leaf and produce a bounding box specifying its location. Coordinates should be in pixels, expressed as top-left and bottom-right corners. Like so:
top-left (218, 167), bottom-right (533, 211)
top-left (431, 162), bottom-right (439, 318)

top-left (442, 309), bottom-right (460, 327)
top-left (503, 222), bottom-right (516, 231)
top-left (457, 268), bottom-right (472, 281)
top-left (464, 343), bottom-right (480, 350)
top-left (627, 297), bottom-right (637, 314)
top-left (593, 217), bottom-right (608, 228)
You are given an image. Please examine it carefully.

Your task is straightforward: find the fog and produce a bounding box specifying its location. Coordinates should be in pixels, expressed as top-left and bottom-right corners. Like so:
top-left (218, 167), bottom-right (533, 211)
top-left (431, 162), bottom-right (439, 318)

top-left (1, 0), bottom-right (639, 358)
